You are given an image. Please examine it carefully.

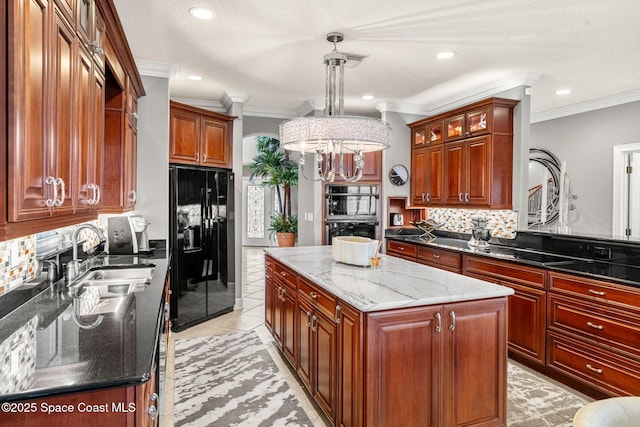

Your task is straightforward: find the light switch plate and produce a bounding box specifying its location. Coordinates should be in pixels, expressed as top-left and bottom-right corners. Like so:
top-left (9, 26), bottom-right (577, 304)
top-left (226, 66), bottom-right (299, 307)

top-left (9, 243), bottom-right (20, 269)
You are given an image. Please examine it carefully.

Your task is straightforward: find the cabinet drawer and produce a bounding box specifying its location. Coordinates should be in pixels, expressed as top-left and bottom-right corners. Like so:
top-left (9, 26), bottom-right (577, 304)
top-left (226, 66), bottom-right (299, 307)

top-left (548, 332), bottom-right (640, 396)
top-left (549, 272), bottom-right (640, 311)
top-left (274, 261), bottom-right (297, 290)
top-left (265, 255), bottom-right (274, 274)
top-left (298, 277), bottom-right (337, 321)
top-left (386, 240), bottom-right (417, 259)
top-left (464, 255), bottom-right (546, 289)
top-left (548, 294), bottom-right (640, 359)
top-left (417, 247), bottom-right (461, 271)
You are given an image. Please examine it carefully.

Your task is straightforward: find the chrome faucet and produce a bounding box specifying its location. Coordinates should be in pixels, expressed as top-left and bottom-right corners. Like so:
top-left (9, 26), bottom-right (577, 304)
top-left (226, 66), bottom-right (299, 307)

top-left (66, 224), bottom-right (106, 282)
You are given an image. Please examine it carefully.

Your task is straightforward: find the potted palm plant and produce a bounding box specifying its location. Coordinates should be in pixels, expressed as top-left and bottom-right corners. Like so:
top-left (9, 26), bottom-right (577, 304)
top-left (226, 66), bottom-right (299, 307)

top-left (249, 136), bottom-right (298, 247)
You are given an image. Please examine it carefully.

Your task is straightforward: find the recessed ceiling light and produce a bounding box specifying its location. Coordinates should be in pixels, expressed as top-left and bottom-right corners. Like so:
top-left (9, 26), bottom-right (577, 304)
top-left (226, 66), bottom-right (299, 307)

top-left (189, 7), bottom-right (215, 20)
top-left (361, 95), bottom-right (374, 101)
top-left (555, 88), bottom-right (571, 95)
top-left (436, 51), bottom-right (456, 59)
top-left (187, 75), bottom-right (203, 81)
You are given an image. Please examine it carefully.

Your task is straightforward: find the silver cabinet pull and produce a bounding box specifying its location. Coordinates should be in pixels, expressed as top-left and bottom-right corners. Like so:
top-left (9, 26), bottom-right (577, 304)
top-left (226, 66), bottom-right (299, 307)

top-left (425, 193), bottom-right (430, 202)
top-left (88, 40), bottom-right (104, 55)
top-left (150, 393), bottom-right (158, 402)
top-left (586, 321), bottom-right (604, 330)
top-left (334, 305), bottom-right (342, 324)
top-left (45, 176), bottom-right (57, 207)
top-left (588, 289), bottom-right (606, 296)
top-left (54, 178), bottom-right (65, 206)
top-left (465, 192), bottom-right (469, 203)
top-left (196, 153), bottom-right (200, 162)
top-left (147, 405), bottom-right (157, 419)
top-left (432, 254), bottom-right (440, 259)
top-left (310, 291), bottom-right (317, 299)
top-left (311, 315), bottom-right (318, 332)
top-left (435, 312), bottom-right (442, 333)
top-left (458, 193), bottom-right (463, 202)
top-left (306, 311), bottom-right (312, 327)
top-left (449, 310), bottom-right (456, 331)
top-left (128, 190), bottom-right (137, 203)
top-left (586, 364), bottom-right (603, 374)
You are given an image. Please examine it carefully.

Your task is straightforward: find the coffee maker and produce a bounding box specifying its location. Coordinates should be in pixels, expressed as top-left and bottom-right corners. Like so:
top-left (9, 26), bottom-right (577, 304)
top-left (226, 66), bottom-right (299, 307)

top-left (129, 215), bottom-right (151, 253)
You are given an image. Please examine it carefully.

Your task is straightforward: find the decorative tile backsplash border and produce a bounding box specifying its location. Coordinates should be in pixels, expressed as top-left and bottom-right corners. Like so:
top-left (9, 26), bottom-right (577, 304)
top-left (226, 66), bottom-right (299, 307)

top-left (427, 208), bottom-right (518, 239)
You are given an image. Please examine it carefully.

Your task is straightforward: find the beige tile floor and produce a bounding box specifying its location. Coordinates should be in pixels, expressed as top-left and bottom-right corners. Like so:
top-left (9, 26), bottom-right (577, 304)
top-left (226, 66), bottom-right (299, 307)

top-left (160, 246), bottom-right (591, 427)
top-left (161, 246), bottom-right (330, 427)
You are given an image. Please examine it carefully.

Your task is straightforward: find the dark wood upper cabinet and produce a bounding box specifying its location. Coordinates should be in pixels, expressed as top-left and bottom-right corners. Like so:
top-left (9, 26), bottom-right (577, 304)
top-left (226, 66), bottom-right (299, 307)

top-left (170, 100), bottom-right (235, 169)
top-left (1, 0), bottom-right (144, 239)
top-left (409, 97), bottom-right (518, 209)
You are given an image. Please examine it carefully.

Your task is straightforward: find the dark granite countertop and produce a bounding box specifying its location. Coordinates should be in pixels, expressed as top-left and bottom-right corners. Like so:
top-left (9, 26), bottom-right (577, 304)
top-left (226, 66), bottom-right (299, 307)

top-left (0, 251), bottom-right (169, 402)
top-left (385, 233), bottom-right (640, 287)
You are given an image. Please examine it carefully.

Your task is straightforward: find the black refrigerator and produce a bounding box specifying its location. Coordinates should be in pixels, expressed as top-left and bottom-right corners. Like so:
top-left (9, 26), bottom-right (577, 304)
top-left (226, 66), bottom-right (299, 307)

top-left (169, 165), bottom-right (235, 331)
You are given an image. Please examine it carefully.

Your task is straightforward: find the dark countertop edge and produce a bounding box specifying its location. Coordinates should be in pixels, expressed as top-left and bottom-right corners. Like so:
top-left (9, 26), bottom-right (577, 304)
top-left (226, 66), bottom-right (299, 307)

top-left (0, 253), bottom-right (168, 403)
top-left (385, 235), bottom-right (640, 287)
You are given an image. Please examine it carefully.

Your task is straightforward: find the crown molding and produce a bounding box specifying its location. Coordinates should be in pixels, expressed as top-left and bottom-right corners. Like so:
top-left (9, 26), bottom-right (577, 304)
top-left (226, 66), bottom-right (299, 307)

top-left (170, 97), bottom-right (227, 114)
top-left (221, 92), bottom-right (251, 112)
top-left (531, 89), bottom-right (640, 123)
top-left (136, 60), bottom-right (181, 78)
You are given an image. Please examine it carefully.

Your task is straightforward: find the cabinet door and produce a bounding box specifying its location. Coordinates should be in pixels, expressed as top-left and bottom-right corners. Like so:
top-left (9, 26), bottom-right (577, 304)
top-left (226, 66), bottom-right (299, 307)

top-left (465, 136), bottom-right (490, 205)
top-left (444, 114), bottom-right (465, 142)
top-left (200, 117), bottom-right (230, 168)
top-left (9, 0), bottom-right (51, 221)
top-left (336, 303), bottom-right (362, 427)
top-left (425, 145), bottom-right (444, 205)
top-left (412, 125), bottom-right (426, 148)
top-left (365, 306), bottom-right (441, 427)
top-left (265, 269), bottom-right (275, 333)
top-left (314, 311), bottom-right (337, 422)
top-left (330, 151), bottom-right (381, 182)
top-left (443, 141), bottom-right (466, 205)
top-left (410, 147), bottom-right (427, 206)
top-left (466, 106), bottom-right (491, 137)
top-left (297, 297), bottom-right (314, 391)
top-left (76, 45), bottom-right (94, 212)
top-left (50, 5), bottom-right (76, 216)
top-left (427, 120), bottom-right (444, 145)
top-left (169, 108), bottom-right (200, 164)
top-left (90, 68), bottom-right (105, 209)
top-left (123, 113), bottom-right (137, 209)
top-left (441, 298), bottom-right (507, 427)
top-left (506, 282), bottom-right (546, 365)
top-left (282, 286), bottom-right (297, 366)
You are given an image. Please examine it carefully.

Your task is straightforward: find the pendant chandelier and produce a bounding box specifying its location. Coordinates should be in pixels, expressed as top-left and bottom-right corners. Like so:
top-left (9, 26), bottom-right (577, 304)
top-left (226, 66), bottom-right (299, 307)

top-left (279, 32), bottom-right (391, 183)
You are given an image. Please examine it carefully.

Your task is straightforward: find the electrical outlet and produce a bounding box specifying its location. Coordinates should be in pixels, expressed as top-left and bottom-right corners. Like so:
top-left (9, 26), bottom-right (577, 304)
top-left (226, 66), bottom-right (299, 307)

top-left (594, 246), bottom-right (611, 259)
top-left (9, 243), bottom-right (20, 269)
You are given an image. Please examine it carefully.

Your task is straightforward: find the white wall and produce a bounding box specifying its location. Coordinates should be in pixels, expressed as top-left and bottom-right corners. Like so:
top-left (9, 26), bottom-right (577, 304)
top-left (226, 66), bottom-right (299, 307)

top-left (135, 75), bottom-right (170, 241)
top-left (530, 101), bottom-right (640, 234)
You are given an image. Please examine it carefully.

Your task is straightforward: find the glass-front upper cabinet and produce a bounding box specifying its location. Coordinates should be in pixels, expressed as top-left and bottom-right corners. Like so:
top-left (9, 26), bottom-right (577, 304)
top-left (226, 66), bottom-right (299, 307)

top-left (445, 107), bottom-right (491, 142)
top-left (412, 125), bottom-right (426, 147)
top-left (427, 120), bottom-right (444, 145)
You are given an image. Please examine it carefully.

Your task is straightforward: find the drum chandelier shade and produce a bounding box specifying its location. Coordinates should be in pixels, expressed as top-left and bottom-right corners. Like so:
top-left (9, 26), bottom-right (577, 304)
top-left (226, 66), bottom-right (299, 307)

top-left (279, 32), bottom-right (391, 183)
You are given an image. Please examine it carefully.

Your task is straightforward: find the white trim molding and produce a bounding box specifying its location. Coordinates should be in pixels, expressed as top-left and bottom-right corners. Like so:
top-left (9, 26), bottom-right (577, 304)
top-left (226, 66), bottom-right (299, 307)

top-left (136, 60), bottom-right (181, 78)
top-left (532, 89), bottom-right (640, 123)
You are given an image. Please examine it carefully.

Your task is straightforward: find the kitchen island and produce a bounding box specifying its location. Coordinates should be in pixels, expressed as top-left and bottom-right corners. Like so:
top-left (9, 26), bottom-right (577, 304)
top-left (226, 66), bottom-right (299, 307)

top-left (264, 246), bottom-right (513, 427)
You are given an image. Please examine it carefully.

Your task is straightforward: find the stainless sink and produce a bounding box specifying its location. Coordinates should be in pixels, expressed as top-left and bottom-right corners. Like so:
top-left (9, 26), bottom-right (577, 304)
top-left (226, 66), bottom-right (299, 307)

top-left (68, 264), bottom-right (155, 298)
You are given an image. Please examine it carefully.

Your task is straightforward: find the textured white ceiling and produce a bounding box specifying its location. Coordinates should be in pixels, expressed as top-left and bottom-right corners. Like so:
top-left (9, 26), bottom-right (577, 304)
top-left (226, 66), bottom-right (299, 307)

top-left (113, 0), bottom-right (640, 119)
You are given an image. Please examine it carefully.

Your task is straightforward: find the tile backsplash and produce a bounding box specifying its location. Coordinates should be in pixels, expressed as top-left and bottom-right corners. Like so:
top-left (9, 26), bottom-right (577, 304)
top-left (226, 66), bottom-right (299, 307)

top-left (427, 208), bottom-right (518, 239)
top-left (0, 219), bottom-right (105, 298)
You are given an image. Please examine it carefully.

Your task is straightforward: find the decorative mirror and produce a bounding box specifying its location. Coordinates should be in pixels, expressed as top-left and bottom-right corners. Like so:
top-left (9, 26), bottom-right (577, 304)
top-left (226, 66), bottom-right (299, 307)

top-left (528, 148), bottom-right (561, 227)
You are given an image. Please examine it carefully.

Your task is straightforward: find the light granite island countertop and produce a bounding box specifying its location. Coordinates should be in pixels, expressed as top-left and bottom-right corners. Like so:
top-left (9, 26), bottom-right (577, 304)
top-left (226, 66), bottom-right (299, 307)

top-left (264, 246), bottom-right (514, 312)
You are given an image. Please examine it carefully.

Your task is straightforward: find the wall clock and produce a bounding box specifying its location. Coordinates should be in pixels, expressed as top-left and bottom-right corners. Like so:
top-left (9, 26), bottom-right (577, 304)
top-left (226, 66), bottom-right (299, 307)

top-left (389, 164), bottom-right (408, 186)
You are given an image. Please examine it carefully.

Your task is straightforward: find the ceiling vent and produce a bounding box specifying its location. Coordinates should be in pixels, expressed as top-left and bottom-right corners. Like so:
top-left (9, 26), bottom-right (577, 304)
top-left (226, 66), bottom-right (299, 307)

top-left (343, 52), bottom-right (367, 68)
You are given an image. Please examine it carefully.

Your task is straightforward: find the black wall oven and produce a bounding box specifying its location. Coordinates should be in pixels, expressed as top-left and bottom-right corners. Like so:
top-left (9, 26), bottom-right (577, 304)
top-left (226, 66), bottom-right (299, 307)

top-left (324, 184), bottom-right (379, 244)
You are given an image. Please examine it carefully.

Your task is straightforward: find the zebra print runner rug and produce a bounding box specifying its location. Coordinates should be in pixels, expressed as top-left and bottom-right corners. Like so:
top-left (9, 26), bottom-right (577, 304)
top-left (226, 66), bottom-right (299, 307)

top-left (173, 331), bottom-right (313, 427)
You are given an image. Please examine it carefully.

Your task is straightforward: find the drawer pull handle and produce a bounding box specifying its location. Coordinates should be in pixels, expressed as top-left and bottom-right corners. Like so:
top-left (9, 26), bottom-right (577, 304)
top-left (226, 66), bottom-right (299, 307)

top-left (310, 292), bottom-right (318, 299)
top-left (588, 289), bottom-right (606, 296)
top-left (435, 312), bottom-right (442, 333)
top-left (586, 364), bottom-right (603, 374)
top-left (335, 305), bottom-right (342, 324)
top-left (306, 311), bottom-right (312, 327)
top-left (587, 321), bottom-right (604, 330)
top-left (449, 310), bottom-right (456, 331)
top-left (280, 271), bottom-right (287, 277)
top-left (311, 315), bottom-right (318, 332)
top-left (432, 254), bottom-right (440, 259)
